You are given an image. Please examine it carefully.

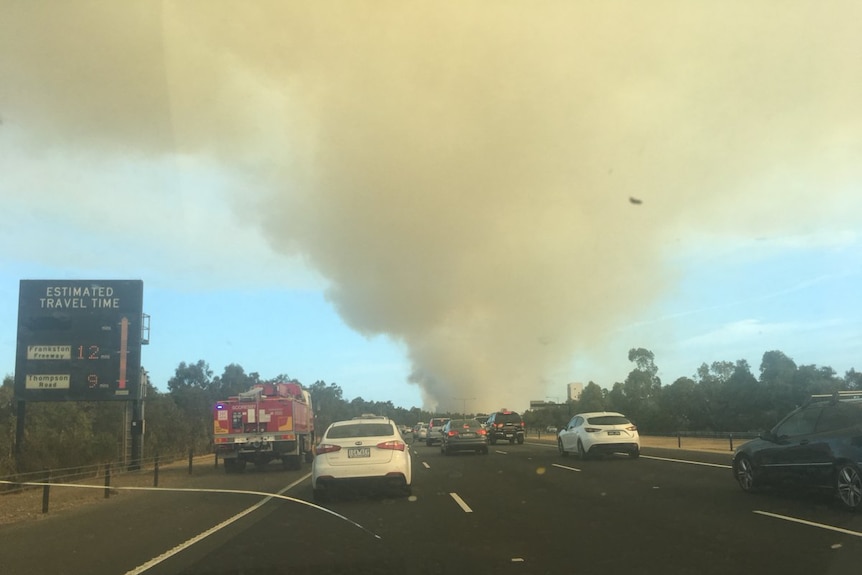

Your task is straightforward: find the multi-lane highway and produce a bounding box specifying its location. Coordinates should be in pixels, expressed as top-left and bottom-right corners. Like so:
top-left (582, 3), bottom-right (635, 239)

top-left (2, 439), bottom-right (862, 574)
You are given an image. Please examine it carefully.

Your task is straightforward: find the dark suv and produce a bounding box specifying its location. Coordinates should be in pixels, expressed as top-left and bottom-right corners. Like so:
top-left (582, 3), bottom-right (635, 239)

top-left (485, 410), bottom-right (525, 445)
top-left (732, 391), bottom-right (862, 510)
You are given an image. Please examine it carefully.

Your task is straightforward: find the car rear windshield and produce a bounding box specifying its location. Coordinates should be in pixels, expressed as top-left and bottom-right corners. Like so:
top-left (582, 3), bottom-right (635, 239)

top-left (430, 418), bottom-right (448, 426)
top-left (587, 415), bottom-right (631, 426)
top-left (327, 423), bottom-right (394, 438)
top-left (449, 419), bottom-right (481, 429)
top-left (495, 413), bottom-right (522, 424)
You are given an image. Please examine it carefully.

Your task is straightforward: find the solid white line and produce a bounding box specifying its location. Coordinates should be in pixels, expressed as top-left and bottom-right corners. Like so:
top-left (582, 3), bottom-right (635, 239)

top-left (100, 473), bottom-right (380, 575)
top-left (640, 455), bottom-right (732, 469)
top-left (422, 462), bottom-right (431, 469)
top-left (754, 510), bottom-right (862, 538)
top-left (551, 463), bottom-right (581, 472)
top-left (449, 492), bottom-right (473, 513)
top-left (495, 450), bottom-right (508, 455)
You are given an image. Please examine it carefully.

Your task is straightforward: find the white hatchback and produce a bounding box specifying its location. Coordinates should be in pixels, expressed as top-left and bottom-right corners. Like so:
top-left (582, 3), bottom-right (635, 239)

top-left (312, 416), bottom-right (412, 501)
top-left (558, 411), bottom-right (640, 459)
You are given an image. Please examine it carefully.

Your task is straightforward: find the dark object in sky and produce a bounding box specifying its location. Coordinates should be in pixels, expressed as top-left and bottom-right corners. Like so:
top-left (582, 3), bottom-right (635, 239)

top-left (629, 197), bottom-right (643, 205)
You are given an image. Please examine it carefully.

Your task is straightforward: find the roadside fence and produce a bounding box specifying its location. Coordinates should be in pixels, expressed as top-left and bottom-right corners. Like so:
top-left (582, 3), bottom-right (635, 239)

top-left (0, 448), bottom-right (209, 515)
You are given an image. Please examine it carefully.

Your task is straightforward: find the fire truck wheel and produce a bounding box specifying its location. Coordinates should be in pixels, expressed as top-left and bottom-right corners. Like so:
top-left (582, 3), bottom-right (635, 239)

top-left (224, 458), bottom-right (245, 474)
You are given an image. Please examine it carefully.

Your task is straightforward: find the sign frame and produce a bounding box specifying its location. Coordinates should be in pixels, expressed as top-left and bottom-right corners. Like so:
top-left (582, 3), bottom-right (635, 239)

top-left (14, 279), bottom-right (144, 402)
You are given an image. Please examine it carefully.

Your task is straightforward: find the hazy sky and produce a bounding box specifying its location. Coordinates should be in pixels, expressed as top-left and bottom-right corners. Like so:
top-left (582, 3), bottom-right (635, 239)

top-left (1, 2), bottom-right (860, 412)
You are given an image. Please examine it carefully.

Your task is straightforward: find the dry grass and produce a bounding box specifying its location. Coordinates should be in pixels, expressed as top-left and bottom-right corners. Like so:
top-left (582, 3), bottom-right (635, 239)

top-left (640, 435), bottom-right (746, 453)
top-left (0, 455), bottom-right (213, 526)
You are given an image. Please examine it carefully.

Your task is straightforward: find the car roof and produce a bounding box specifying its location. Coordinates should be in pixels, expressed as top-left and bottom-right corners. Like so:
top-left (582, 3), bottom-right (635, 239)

top-left (574, 411), bottom-right (627, 418)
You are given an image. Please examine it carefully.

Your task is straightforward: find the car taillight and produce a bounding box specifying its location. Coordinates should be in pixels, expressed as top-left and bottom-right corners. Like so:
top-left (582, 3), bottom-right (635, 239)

top-left (377, 440), bottom-right (406, 451)
top-left (496, 423), bottom-right (504, 428)
top-left (447, 430), bottom-right (458, 437)
top-left (314, 443), bottom-right (342, 455)
top-left (627, 425), bottom-right (638, 431)
top-left (478, 429), bottom-right (487, 435)
top-left (584, 427), bottom-right (601, 433)
top-left (520, 421), bottom-right (525, 427)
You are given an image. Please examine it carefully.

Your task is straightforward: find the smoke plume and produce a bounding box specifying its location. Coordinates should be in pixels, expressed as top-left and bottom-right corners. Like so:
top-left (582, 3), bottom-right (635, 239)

top-left (3, 2), bottom-right (860, 410)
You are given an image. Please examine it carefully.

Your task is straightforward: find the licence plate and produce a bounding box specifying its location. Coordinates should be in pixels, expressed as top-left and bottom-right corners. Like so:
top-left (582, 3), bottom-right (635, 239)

top-left (607, 431), bottom-right (621, 436)
top-left (348, 447), bottom-right (371, 458)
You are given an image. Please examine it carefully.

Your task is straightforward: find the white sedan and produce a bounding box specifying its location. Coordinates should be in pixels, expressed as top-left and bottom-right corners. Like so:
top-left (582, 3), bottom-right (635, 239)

top-left (558, 411), bottom-right (640, 459)
top-left (312, 415), bottom-right (412, 501)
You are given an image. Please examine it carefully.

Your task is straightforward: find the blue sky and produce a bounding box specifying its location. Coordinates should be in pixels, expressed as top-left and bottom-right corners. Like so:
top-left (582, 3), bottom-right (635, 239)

top-left (2, 2), bottom-right (860, 413)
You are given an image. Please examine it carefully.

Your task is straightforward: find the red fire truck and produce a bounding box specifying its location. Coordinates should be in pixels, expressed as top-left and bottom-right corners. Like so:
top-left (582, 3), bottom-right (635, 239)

top-left (213, 381), bottom-right (314, 473)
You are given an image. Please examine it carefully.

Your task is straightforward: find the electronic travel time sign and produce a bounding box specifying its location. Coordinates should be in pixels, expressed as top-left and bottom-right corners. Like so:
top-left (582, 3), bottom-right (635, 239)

top-left (14, 280), bottom-right (144, 402)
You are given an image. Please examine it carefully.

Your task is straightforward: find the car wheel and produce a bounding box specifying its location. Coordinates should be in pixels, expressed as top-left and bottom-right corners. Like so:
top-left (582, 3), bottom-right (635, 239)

top-left (426, 440), bottom-right (432, 447)
top-left (516, 435), bottom-right (524, 445)
top-left (629, 447), bottom-right (640, 459)
top-left (558, 439), bottom-right (568, 457)
top-left (312, 488), bottom-right (328, 503)
top-left (577, 439), bottom-right (587, 459)
top-left (509, 438), bottom-right (515, 444)
top-left (836, 463), bottom-right (862, 510)
top-left (734, 455), bottom-right (758, 492)
top-left (490, 437), bottom-right (497, 445)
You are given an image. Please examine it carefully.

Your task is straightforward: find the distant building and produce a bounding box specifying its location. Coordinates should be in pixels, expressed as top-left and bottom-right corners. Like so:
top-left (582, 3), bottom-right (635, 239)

top-left (567, 382), bottom-right (583, 401)
top-left (529, 400), bottom-right (556, 410)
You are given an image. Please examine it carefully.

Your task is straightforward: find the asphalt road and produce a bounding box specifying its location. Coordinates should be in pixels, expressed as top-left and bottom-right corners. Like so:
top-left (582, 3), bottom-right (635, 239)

top-left (3, 439), bottom-right (862, 574)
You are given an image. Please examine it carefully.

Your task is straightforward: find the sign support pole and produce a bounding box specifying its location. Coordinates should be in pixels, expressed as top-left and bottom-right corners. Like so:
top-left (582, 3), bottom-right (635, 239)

top-left (14, 400), bottom-right (26, 459)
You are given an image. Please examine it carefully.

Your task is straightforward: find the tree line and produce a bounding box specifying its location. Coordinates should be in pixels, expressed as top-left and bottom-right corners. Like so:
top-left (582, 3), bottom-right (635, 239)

top-left (2, 347), bottom-right (858, 476)
top-left (524, 348), bottom-right (862, 433)
top-left (0, 360), bottom-right (437, 476)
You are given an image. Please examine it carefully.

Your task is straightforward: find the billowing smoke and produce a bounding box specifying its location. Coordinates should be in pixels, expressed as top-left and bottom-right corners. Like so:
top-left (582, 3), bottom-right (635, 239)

top-left (3, 3), bottom-right (860, 410)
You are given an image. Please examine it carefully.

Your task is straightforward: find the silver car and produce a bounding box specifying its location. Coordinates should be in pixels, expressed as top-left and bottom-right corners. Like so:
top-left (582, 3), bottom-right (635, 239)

top-left (425, 417), bottom-right (451, 446)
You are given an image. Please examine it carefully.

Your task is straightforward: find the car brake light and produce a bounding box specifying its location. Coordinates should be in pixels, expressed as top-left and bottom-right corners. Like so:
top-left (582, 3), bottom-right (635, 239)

top-left (496, 423), bottom-right (504, 428)
top-left (377, 440), bottom-right (406, 451)
top-left (520, 421), bottom-right (525, 427)
top-left (627, 425), bottom-right (637, 431)
top-left (478, 429), bottom-right (487, 435)
top-left (584, 427), bottom-right (601, 433)
top-left (314, 443), bottom-right (342, 455)
top-left (447, 430), bottom-right (458, 437)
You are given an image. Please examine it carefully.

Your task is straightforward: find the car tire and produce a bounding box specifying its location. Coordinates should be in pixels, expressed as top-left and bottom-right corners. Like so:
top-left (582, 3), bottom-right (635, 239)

top-left (558, 439), bottom-right (568, 457)
top-left (516, 435), bottom-right (524, 445)
top-left (481, 446), bottom-right (489, 455)
top-left (490, 436), bottom-right (497, 445)
top-left (629, 447), bottom-right (640, 459)
top-left (509, 438), bottom-right (515, 445)
top-left (734, 455), bottom-right (758, 492)
top-left (426, 440), bottom-right (432, 447)
top-left (835, 462), bottom-right (862, 510)
top-left (577, 439), bottom-right (587, 459)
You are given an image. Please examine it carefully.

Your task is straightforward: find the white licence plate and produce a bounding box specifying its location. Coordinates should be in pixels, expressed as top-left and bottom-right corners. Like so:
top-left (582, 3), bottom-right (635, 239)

top-left (607, 431), bottom-right (621, 436)
top-left (348, 447), bottom-right (371, 458)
